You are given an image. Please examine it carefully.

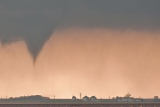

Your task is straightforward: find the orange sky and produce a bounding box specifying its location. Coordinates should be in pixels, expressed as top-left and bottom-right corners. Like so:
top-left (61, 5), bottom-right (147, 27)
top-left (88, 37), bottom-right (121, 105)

top-left (0, 28), bottom-right (160, 98)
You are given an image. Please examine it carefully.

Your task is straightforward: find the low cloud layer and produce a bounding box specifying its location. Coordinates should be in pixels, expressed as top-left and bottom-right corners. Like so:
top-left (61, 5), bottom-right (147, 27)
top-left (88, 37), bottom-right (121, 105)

top-left (0, 0), bottom-right (160, 60)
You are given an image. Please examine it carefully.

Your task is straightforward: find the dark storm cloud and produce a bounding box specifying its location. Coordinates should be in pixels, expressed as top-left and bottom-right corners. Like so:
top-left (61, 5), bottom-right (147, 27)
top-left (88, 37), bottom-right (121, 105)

top-left (0, 0), bottom-right (160, 61)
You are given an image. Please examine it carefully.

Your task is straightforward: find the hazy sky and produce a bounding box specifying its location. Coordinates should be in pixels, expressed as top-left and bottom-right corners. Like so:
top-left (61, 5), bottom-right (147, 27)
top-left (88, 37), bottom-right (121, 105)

top-left (0, 0), bottom-right (160, 98)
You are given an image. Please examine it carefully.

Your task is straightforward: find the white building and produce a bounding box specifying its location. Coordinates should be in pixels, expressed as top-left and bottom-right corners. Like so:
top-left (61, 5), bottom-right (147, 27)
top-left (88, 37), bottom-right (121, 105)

top-left (90, 96), bottom-right (97, 101)
top-left (72, 96), bottom-right (76, 101)
top-left (83, 96), bottom-right (89, 102)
